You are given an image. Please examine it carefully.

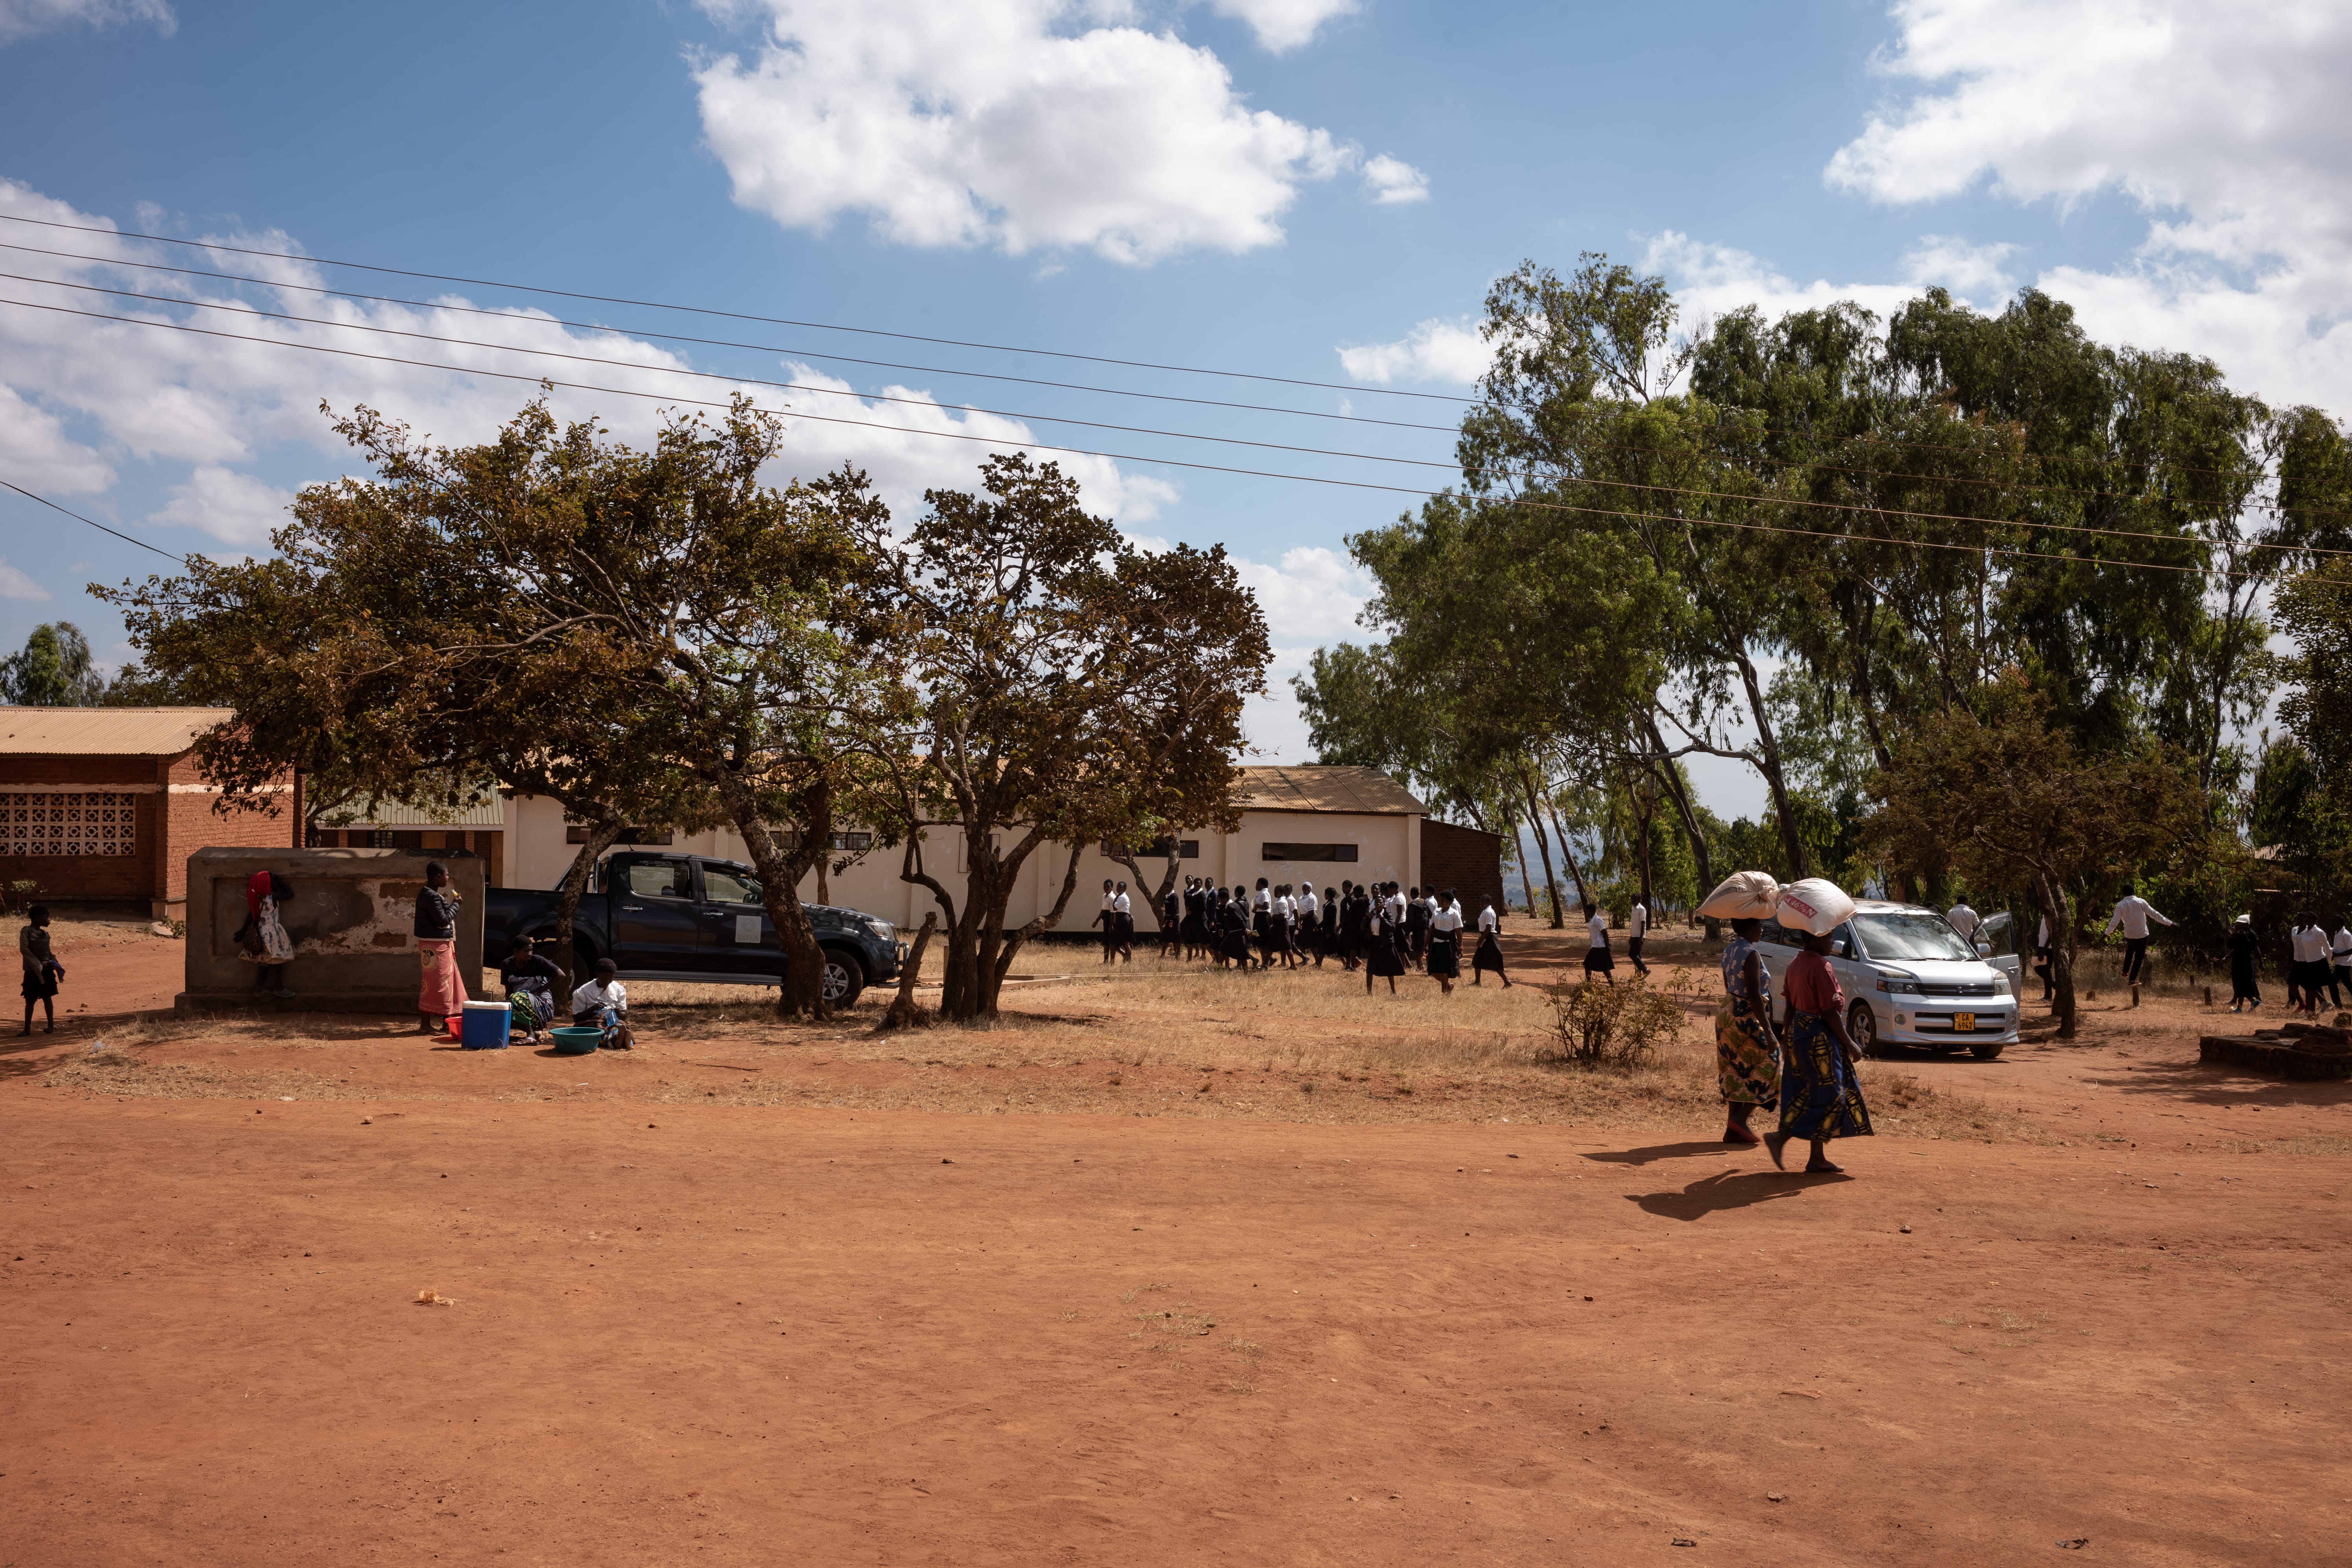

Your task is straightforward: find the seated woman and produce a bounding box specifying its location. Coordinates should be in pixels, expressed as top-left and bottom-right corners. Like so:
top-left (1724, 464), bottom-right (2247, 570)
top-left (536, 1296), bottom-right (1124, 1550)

top-left (570, 958), bottom-right (633, 1050)
top-left (499, 935), bottom-right (565, 1043)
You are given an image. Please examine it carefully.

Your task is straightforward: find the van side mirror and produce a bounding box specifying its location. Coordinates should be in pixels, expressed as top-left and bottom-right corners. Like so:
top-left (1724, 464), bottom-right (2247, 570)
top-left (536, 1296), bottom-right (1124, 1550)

top-left (1975, 938), bottom-right (1993, 956)
top-left (1830, 939), bottom-right (1847, 957)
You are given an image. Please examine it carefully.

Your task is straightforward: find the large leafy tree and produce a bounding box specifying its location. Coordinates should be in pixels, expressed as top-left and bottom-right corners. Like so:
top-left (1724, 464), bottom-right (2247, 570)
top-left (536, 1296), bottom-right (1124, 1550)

top-left (0, 622), bottom-right (106, 706)
top-left (834, 455), bottom-right (1268, 1021)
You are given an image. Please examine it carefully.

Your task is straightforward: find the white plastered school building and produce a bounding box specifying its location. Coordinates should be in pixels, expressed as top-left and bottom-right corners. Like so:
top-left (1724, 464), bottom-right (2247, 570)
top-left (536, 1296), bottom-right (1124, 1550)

top-left (496, 765), bottom-right (1444, 930)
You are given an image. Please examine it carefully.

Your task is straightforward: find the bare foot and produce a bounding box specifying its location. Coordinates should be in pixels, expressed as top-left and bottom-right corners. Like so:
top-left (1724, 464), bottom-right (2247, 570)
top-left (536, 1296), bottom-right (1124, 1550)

top-left (1763, 1133), bottom-right (1789, 1170)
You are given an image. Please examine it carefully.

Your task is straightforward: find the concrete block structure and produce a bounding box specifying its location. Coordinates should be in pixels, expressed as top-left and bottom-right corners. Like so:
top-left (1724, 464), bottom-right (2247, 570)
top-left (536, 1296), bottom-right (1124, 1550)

top-left (0, 708), bottom-right (298, 919)
top-left (177, 847), bottom-right (485, 1014)
top-left (1419, 819), bottom-right (1508, 920)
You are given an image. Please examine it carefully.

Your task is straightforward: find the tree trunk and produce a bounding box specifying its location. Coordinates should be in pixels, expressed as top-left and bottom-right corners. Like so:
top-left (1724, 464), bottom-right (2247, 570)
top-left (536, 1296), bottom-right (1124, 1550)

top-left (710, 770), bottom-right (831, 1019)
top-left (1733, 650), bottom-right (1810, 880)
top-left (2035, 870), bottom-right (2077, 1039)
top-left (1513, 760), bottom-right (1567, 928)
top-left (1546, 803), bottom-right (1590, 910)
top-left (551, 813), bottom-right (627, 997)
top-left (981, 839), bottom-right (1085, 1017)
top-left (878, 912), bottom-right (938, 1031)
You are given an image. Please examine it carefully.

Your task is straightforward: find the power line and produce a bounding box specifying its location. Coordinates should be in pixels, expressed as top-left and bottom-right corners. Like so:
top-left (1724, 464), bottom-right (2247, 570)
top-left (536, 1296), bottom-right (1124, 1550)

top-left (10, 289), bottom-right (2345, 564)
top-left (0, 211), bottom-right (1469, 405)
top-left (3, 215), bottom-right (2322, 492)
top-left (0, 237), bottom-right (1463, 435)
top-left (0, 295), bottom-right (2248, 582)
top-left (0, 478), bottom-right (184, 560)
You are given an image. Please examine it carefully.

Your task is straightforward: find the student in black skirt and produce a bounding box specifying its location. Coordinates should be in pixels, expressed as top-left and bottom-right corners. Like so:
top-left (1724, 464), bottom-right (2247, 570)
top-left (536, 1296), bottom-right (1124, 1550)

top-left (1405, 886), bottom-right (1431, 971)
top-left (1365, 882), bottom-right (1407, 994)
top-left (1426, 890), bottom-right (1464, 995)
top-left (1583, 902), bottom-right (1616, 983)
top-left (1317, 886), bottom-right (1338, 967)
top-left (19, 903), bottom-right (62, 1036)
top-left (1472, 900), bottom-right (1511, 987)
top-left (1181, 878), bottom-right (1209, 959)
top-left (1221, 886), bottom-right (1257, 969)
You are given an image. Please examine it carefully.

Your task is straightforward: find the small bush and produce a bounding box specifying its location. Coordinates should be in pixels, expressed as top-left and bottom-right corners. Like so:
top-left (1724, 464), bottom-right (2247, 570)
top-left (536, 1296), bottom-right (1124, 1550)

top-left (1538, 978), bottom-right (1686, 1071)
top-left (2, 878), bottom-right (41, 917)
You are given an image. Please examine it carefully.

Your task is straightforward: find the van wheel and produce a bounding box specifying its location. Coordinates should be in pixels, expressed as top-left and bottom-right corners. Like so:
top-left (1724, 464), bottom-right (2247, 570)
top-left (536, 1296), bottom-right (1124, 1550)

top-left (1847, 1000), bottom-right (1882, 1057)
top-left (1969, 1043), bottom-right (2005, 1060)
top-left (820, 950), bottom-right (865, 1008)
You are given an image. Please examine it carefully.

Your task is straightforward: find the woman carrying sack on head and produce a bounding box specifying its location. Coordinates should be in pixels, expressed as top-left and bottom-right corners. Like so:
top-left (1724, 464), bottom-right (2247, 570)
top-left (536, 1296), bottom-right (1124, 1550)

top-left (1767, 881), bottom-right (1874, 1175)
top-left (1699, 872), bottom-right (1782, 1146)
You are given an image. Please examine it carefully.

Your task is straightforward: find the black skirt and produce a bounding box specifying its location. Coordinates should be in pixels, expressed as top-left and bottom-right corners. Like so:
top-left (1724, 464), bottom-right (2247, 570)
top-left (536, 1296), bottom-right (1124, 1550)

top-left (1584, 947), bottom-right (1615, 973)
top-left (22, 965), bottom-right (58, 1002)
top-left (1427, 931), bottom-right (1460, 978)
top-left (1473, 931), bottom-right (1506, 973)
top-left (1366, 929), bottom-right (1405, 977)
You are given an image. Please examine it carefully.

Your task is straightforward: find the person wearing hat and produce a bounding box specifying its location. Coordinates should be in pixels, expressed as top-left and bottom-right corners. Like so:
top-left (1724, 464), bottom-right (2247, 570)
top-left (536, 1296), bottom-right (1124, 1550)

top-left (2226, 915), bottom-right (2261, 1013)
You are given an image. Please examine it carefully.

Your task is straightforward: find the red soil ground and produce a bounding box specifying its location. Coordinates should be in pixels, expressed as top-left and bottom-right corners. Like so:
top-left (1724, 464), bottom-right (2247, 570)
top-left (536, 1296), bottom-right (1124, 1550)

top-left (4, 924), bottom-right (2348, 1565)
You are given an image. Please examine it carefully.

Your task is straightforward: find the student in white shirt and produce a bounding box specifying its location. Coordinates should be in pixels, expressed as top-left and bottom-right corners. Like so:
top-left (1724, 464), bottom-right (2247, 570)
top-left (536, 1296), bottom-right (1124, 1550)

top-left (2288, 912), bottom-right (2332, 1017)
top-left (1583, 901), bottom-right (1614, 985)
top-left (1472, 900), bottom-right (1510, 987)
top-left (1111, 883), bottom-right (1134, 963)
top-left (1298, 884), bottom-right (1322, 968)
top-left (571, 960), bottom-right (632, 1050)
top-left (2331, 919), bottom-right (2352, 1011)
top-left (1627, 899), bottom-right (1651, 977)
top-left (2033, 913), bottom-right (2054, 1001)
top-left (1093, 879), bottom-right (1119, 965)
top-left (2104, 886), bottom-right (2175, 989)
top-left (1947, 901), bottom-right (1980, 942)
top-left (1426, 890), bottom-right (1465, 994)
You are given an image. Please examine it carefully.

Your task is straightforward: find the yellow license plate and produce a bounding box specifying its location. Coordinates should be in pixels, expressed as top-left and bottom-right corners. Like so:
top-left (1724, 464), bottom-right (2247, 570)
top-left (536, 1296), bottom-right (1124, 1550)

top-left (1953, 1013), bottom-right (1975, 1032)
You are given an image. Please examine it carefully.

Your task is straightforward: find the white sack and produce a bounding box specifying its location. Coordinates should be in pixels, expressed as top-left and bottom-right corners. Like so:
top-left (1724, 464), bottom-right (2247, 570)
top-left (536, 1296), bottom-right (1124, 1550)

top-left (1697, 871), bottom-right (1781, 921)
top-left (1773, 877), bottom-right (1857, 937)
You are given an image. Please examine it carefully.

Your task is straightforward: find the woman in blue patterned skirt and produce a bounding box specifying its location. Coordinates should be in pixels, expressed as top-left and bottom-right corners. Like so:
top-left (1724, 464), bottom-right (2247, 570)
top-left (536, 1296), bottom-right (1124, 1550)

top-left (1767, 927), bottom-right (1873, 1174)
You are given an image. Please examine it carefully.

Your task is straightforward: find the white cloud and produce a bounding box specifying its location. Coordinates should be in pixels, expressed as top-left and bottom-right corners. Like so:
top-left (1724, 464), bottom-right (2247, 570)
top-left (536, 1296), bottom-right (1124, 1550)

top-left (146, 466), bottom-right (294, 547)
top-left (1235, 543), bottom-right (1371, 643)
top-left (1898, 233), bottom-right (2019, 297)
top-left (691, 0), bottom-right (1420, 264)
top-left (0, 557), bottom-right (49, 600)
top-left (1204, 0), bottom-right (1357, 53)
top-left (1337, 317), bottom-right (1488, 386)
top-left (1360, 153), bottom-right (1429, 206)
top-left (0, 178), bottom-right (1177, 556)
top-left (0, 0), bottom-right (171, 46)
top-left (1824, 0), bottom-right (2352, 409)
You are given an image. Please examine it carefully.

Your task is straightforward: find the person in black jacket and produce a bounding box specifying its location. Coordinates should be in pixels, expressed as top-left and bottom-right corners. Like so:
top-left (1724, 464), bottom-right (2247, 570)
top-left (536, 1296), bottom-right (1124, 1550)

top-left (415, 861), bottom-right (466, 1035)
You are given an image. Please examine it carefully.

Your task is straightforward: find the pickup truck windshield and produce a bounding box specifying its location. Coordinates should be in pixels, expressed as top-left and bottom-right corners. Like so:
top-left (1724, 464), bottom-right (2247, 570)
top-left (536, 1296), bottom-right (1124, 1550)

top-left (703, 866), bottom-right (762, 904)
top-left (1855, 912), bottom-right (1976, 962)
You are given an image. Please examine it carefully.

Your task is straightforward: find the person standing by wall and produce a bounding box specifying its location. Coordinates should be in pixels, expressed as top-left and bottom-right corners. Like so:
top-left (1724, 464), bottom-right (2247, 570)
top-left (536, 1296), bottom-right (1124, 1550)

top-left (1112, 882), bottom-right (1135, 964)
top-left (1093, 879), bottom-right (1118, 965)
top-left (1627, 898), bottom-right (1651, 977)
top-left (2104, 886), bottom-right (2175, 1002)
top-left (239, 869), bottom-right (296, 998)
top-left (414, 861), bottom-right (466, 1036)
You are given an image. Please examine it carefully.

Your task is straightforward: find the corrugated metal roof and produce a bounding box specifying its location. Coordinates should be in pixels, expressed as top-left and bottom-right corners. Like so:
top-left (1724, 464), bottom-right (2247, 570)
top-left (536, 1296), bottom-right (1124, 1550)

top-left (320, 797), bottom-right (508, 828)
top-left (1236, 765), bottom-right (1424, 815)
top-left (0, 706), bottom-right (227, 756)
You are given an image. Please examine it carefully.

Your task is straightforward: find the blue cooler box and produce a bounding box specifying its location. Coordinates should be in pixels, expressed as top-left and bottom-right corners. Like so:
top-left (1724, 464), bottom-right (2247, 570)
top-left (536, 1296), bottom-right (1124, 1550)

top-left (459, 1000), bottom-right (511, 1050)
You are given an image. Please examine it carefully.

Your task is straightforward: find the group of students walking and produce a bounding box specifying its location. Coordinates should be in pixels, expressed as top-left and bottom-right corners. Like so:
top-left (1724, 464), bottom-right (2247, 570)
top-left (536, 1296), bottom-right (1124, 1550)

top-left (1148, 876), bottom-right (1511, 996)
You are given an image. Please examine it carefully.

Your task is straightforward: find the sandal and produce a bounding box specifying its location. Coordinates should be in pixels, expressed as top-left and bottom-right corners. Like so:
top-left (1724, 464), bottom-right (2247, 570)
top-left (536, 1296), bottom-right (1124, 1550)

top-left (1722, 1124), bottom-right (1760, 1146)
top-left (1804, 1160), bottom-right (1844, 1175)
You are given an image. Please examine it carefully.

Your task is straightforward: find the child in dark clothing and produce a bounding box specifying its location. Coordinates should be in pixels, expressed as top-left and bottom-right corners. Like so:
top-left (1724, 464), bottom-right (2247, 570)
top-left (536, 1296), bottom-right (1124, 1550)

top-left (498, 935), bottom-right (566, 1043)
top-left (20, 904), bottom-right (62, 1036)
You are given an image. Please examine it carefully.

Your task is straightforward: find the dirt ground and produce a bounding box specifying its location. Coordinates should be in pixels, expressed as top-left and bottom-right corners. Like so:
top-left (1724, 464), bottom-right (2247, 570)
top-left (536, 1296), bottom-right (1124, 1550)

top-left (5, 917), bottom-right (2348, 1565)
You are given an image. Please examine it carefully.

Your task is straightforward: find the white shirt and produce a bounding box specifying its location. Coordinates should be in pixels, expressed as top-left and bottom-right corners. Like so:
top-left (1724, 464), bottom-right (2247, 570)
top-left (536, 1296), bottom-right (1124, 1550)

top-left (1479, 904), bottom-right (1498, 934)
top-left (1385, 893), bottom-right (1405, 923)
top-left (1630, 902), bottom-right (1648, 939)
top-left (2291, 925), bottom-right (2330, 963)
top-left (572, 978), bottom-right (627, 1014)
top-left (1430, 902), bottom-right (1463, 933)
top-left (1298, 891), bottom-right (1319, 917)
top-left (2105, 896), bottom-right (2174, 941)
top-left (2334, 927), bottom-right (2352, 966)
top-left (1100, 891), bottom-right (1117, 911)
top-left (1947, 903), bottom-right (1979, 939)
top-left (2037, 916), bottom-right (2050, 949)
top-left (1113, 892), bottom-right (1130, 914)
top-left (1588, 912), bottom-right (1608, 949)
top-left (1254, 887), bottom-right (1272, 909)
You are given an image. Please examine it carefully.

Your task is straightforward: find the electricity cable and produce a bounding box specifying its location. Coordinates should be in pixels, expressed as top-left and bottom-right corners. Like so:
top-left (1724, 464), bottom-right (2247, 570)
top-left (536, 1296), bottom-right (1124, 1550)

top-left (7, 289), bottom-right (2343, 563)
top-left (0, 295), bottom-right (2258, 581)
top-left (0, 477), bottom-right (185, 560)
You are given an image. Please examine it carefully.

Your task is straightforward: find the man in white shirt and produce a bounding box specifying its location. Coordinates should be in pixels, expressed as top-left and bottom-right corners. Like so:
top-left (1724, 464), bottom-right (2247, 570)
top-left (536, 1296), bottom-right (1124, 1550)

top-left (1427, 891), bottom-right (1465, 994)
top-left (1094, 879), bottom-right (1119, 965)
top-left (1583, 901), bottom-right (1614, 984)
top-left (1627, 899), bottom-right (1651, 976)
top-left (2288, 912), bottom-right (2331, 1017)
top-left (1947, 900), bottom-right (1980, 942)
top-left (2331, 918), bottom-right (2352, 1011)
top-left (2104, 886), bottom-right (2175, 992)
top-left (571, 960), bottom-right (632, 1050)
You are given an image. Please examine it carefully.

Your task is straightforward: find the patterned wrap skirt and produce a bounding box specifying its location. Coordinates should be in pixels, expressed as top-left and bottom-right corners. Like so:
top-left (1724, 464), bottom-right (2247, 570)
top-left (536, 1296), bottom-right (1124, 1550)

top-left (1779, 1011), bottom-right (1873, 1141)
top-left (1714, 995), bottom-right (1779, 1107)
top-left (416, 937), bottom-right (467, 1019)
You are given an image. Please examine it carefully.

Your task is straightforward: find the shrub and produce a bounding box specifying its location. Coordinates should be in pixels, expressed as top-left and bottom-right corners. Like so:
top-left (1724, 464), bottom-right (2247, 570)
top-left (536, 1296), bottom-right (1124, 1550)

top-left (1539, 978), bottom-right (1686, 1071)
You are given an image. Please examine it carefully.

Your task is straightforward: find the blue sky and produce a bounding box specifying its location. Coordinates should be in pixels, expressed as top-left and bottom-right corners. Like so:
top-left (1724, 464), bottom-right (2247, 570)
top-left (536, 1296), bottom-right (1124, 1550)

top-left (3, 0), bottom-right (2346, 819)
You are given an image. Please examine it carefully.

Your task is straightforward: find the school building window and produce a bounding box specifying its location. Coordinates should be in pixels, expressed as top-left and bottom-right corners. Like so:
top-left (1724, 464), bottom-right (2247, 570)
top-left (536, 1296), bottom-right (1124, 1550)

top-left (830, 831), bottom-right (873, 851)
top-left (1261, 842), bottom-right (1357, 862)
top-left (1104, 838), bottom-right (1199, 858)
top-left (0, 792), bottom-right (136, 857)
top-left (566, 825), bottom-right (674, 845)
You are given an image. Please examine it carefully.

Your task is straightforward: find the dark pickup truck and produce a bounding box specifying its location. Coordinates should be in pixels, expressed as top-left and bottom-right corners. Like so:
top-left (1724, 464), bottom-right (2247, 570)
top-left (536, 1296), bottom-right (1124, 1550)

top-left (483, 851), bottom-right (902, 1007)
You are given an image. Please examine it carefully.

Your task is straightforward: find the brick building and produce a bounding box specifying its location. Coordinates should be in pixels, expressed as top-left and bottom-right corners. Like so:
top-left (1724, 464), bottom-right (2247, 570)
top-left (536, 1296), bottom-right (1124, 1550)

top-left (1419, 818), bottom-right (1507, 920)
top-left (0, 708), bottom-right (299, 919)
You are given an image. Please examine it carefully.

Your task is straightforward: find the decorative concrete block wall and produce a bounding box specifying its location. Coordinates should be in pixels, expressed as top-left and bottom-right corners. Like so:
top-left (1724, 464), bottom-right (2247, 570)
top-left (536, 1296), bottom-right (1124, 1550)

top-left (177, 847), bottom-right (484, 1014)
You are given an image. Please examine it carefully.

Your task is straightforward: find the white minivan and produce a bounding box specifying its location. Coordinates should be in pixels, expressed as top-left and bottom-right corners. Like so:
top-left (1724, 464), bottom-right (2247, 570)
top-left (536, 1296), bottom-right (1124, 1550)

top-left (1756, 899), bottom-right (2019, 1059)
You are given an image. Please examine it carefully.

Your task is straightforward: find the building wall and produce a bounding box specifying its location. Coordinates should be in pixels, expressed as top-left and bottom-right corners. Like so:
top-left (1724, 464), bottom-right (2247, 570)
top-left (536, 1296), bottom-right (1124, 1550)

top-left (503, 794), bottom-right (1422, 933)
top-left (1420, 819), bottom-right (1506, 919)
top-left (0, 751), bottom-right (296, 915)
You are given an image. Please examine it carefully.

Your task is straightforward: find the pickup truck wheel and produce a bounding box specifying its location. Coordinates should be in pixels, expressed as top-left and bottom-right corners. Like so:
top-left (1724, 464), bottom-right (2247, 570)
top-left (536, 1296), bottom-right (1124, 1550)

top-left (820, 950), bottom-right (865, 1009)
top-left (1847, 1000), bottom-right (1883, 1058)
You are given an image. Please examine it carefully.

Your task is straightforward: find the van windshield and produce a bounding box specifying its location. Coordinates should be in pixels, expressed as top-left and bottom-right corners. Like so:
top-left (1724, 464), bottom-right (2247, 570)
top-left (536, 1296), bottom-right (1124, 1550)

top-left (1855, 912), bottom-right (1976, 962)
